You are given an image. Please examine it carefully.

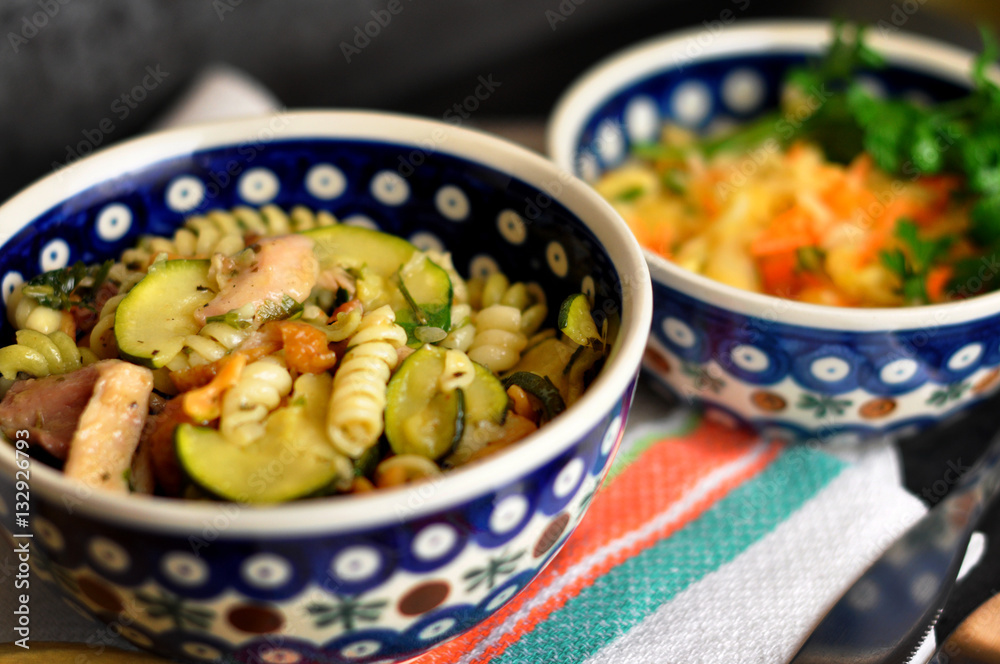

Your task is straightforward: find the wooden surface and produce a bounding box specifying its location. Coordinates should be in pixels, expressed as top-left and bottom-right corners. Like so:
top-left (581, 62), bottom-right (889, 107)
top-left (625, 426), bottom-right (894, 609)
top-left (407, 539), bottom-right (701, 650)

top-left (944, 592), bottom-right (1000, 664)
top-left (0, 642), bottom-right (168, 662)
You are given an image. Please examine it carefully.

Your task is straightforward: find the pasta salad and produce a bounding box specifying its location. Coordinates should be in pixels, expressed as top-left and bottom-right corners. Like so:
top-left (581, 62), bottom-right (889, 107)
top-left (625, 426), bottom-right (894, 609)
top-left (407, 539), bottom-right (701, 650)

top-left (0, 205), bottom-right (608, 503)
top-left (597, 24), bottom-right (1000, 307)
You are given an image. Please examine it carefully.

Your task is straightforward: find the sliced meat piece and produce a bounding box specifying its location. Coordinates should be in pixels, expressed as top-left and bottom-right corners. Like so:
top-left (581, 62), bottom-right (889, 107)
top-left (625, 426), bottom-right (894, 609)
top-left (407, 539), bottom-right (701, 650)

top-left (196, 234), bottom-right (319, 325)
top-left (143, 397), bottom-right (193, 496)
top-left (63, 360), bottom-right (154, 493)
top-left (0, 363), bottom-right (102, 460)
top-left (129, 434), bottom-right (156, 495)
top-left (71, 280), bottom-right (119, 335)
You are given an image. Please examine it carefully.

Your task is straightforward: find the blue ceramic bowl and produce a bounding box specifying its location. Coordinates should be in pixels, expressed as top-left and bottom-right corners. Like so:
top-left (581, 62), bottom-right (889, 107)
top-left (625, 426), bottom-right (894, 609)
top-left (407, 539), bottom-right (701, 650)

top-left (0, 111), bottom-right (651, 663)
top-left (548, 20), bottom-right (1000, 443)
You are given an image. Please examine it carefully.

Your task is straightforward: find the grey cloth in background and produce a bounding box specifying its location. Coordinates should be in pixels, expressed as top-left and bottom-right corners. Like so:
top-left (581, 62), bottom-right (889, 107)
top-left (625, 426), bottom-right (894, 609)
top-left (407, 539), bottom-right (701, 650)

top-left (0, 0), bottom-right (980, 203)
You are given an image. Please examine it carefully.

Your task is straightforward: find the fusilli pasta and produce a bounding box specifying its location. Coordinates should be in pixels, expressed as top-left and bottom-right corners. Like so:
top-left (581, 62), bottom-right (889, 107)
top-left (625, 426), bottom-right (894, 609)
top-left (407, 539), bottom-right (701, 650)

top-left (467, 304), bottom-right (528, 372)
top-left (326, 305), bottom-right (407, 458)
top-left (220, 356), bottom-right (293, 447)
top-left (0, 202), bottom-right (605, 504)
top-left (0, 330), bottom-right (91, 380)
top-left (121, 204), bottom-right (338, 268)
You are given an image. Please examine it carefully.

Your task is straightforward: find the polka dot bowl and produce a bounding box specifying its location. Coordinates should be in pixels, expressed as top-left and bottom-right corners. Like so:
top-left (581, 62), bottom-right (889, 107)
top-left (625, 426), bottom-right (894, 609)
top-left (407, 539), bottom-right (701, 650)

top-left (0, 111), bottom-right (651, 663)
top-left (548, 20), bottom-right (1000, 443)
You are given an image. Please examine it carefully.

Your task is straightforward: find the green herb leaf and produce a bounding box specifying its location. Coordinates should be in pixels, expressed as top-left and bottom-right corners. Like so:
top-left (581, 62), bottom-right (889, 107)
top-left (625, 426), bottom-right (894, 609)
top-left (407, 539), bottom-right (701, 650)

top-left (879, 219), bottom-right (953, 304)
top-left (614, 186), bottom-right (647, 202)
top-left (205, 311), bottom-right (253, 329)
top-left (256, 295), bottom-right (304, 323)
top-left (22, 259), bottom-right (114, 311)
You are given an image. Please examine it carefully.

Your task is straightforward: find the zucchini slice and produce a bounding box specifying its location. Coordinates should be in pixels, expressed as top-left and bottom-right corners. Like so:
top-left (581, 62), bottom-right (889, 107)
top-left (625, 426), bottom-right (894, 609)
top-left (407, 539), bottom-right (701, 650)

top-left (305, 225), bottom-right (451, 342)
top-left (305, 224), bottom-right (416, 277)
top-left (175, 405), bottom-right (345, 503)
top-left (395, 253), bottom-right (453, 343)
top-left (503, 371), bottom-right (566, 421)
top-left (558, 293), bottom-right (602, 348)
top-left (464, 361), bottom-right (509, 426)
top-left (114, 260), bottom-right (215, 368)
top-left (385, 345), bottom-right (464, 460)
top-left (507, 336), bottom-right (576, 397)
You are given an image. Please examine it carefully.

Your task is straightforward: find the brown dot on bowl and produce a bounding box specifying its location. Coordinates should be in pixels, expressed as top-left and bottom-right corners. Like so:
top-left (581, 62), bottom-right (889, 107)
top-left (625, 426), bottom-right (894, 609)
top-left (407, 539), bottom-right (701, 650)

top-left (534, 512), bottom-right (570, 558)
top-left (77, 575), bottom-right (124, 613)
top-left (398, 580), bottom-right (451, 616)
top-left (974, 367), bottom-right (1000, 394)
top-left (643, 348), bottom-right (671, 374)
top-left (750, 390), bottom-right (786, 412)
top-left (859, 397), bottom-right (897, 419)
top-left (228, 604), bottom-right (284, 633)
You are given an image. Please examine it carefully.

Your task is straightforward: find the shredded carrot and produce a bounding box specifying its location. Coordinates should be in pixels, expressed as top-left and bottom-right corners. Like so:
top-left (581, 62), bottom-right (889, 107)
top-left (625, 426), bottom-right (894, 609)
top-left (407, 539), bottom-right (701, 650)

top-left (926, 265), bottom-right (953, 302)
top-left (169, 338), bottom-right (279, 392)
top-left (351, 477), bottom-right (376, 493)
top-left (58, 311), bottom-right (76, 338)
top-left (630, 212), bottom-right (674, 259)
top-left (181, 352), bottom-right (247, 422)
top-left (466, 412), bottom-right (539, 463)
top-left (845, 153), bottom-right (872, 188)
top-left (759, 252), bottom-right (799, 295)
top-left (786, 141), bottom-right (807, 162)
top-left (506, 385), bottom-right (536, 421)
top-left (375, 463), bottom-right (408, 488)
top-left (279, 320), bottom-right (337, 374)
top-left (328, 298), bottom-right (362, 323)
top-left (858, 197), bottom-right (915, 263)
top-left (750, 232), bottom-right (815, 256)
top-left (750, 207), bottom-right (817, 256)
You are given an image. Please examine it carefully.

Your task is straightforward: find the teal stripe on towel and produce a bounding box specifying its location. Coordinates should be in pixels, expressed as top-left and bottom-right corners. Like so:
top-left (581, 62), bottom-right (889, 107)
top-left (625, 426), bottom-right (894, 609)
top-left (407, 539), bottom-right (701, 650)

top-left (495, 446), bottom-right (846, 664)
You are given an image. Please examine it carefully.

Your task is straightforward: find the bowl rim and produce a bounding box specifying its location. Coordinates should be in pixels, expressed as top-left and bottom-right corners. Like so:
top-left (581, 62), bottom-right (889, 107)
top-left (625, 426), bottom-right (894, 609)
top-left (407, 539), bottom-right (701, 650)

top-left (0, 110), bottom-right (653, 535)
top-left (547, 18), bottom-right (1000, 332)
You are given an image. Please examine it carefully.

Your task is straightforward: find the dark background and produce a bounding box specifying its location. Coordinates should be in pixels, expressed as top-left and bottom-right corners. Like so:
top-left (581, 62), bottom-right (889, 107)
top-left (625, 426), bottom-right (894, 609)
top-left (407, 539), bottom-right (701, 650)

top-left (2, 0), bottom-right (999, 643)
top-left (0, 0), bottom-right (992, 204)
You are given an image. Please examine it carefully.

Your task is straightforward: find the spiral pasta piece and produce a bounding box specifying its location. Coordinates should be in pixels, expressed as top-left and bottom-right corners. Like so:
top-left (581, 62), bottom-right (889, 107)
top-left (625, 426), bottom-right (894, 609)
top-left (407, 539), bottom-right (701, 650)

top-left (440, 303), bottom-right (475, 352)
top-left (179, 322), bottom-right (253, 368)
top-left (468, 272), bottom-right (548, 336)
top-left (6, 287), bottom-right (63, 334)
top-left (220, 356), bottom-right (293, 447)
top-left (327, 305), bottom-right (407, 458)
top-left (467, 304), bottom-right (528, 373)
top-left (0, 330), bottom-right (85, 380)
top-left (439, 349), bottom-right (475, 392)
top-left (89, 269), bottom-right (148, 360)
top-left (121, 205), bottom-right (338, 269)
top-left (317, 306), bottom-right (364, 343)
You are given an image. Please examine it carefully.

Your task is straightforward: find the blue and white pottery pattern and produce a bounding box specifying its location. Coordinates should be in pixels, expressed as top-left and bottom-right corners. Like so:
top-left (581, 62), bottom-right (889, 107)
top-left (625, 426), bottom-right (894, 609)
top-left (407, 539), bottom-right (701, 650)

top-left (6, 407), bottom-right (623, 664)
top-left (550, 23), bottom-right (1000, 441)
top-left (0, 129), bottom-right (638, 664)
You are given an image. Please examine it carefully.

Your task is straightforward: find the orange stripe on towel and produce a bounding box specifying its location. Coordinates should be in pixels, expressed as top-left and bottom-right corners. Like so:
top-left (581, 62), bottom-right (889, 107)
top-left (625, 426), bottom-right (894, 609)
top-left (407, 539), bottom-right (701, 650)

top-left (416, 422), bottom-right (780, 664)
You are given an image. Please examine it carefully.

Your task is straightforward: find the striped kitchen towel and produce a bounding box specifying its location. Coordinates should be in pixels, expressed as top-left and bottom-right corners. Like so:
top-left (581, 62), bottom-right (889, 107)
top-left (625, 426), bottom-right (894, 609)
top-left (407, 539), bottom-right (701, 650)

top-left (415, 412), bottom-right (927, 664)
